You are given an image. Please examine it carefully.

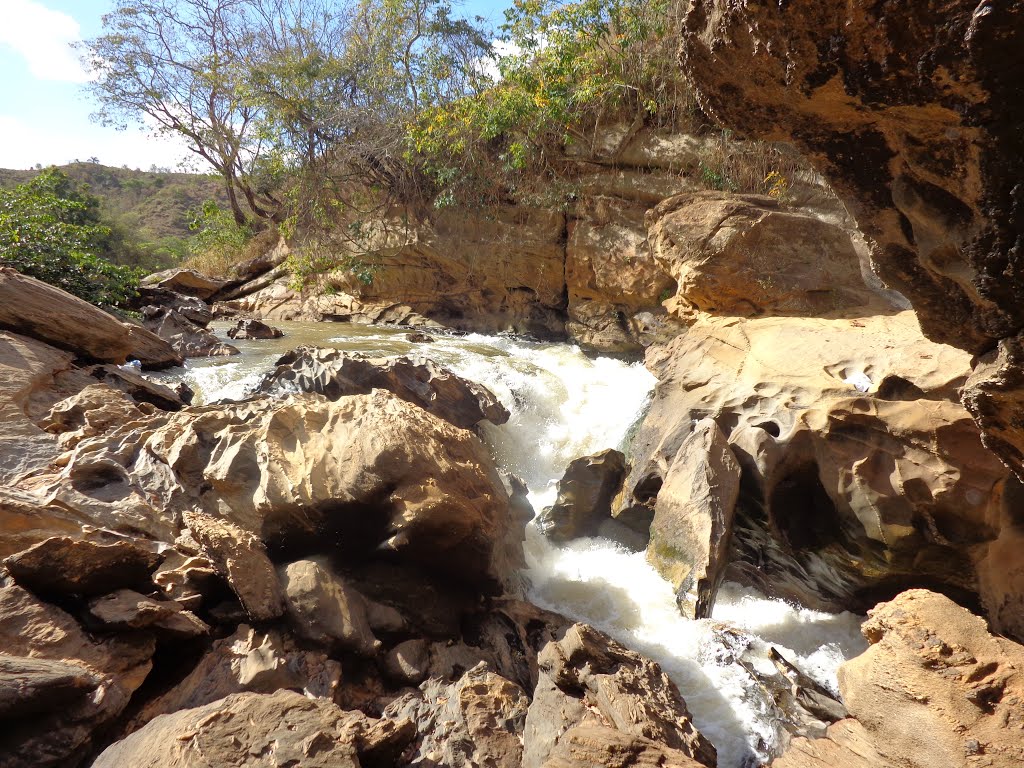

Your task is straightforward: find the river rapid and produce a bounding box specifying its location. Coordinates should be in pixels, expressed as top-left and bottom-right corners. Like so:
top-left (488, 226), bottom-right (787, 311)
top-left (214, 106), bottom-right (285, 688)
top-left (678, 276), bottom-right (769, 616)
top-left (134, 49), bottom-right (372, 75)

top-left (156, 320), bottom-right (867, 768)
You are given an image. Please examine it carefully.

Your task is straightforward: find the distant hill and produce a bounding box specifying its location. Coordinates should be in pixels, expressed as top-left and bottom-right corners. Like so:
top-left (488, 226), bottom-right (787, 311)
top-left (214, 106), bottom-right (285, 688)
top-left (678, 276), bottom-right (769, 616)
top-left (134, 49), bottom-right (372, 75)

top-left (0, 162), bottom-right (229, 270)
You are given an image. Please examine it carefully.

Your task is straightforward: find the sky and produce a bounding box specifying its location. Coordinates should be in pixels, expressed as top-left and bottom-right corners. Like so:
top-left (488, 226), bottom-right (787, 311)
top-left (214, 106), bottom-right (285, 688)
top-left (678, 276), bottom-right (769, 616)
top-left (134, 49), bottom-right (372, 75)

top-left (0, 0), bottom-right (511, 171)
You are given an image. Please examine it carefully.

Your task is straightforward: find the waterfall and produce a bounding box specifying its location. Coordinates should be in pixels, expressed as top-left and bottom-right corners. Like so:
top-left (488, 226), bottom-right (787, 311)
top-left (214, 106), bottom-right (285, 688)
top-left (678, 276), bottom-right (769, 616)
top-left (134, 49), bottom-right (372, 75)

top-left (162, 321), bottom-right (867, 768)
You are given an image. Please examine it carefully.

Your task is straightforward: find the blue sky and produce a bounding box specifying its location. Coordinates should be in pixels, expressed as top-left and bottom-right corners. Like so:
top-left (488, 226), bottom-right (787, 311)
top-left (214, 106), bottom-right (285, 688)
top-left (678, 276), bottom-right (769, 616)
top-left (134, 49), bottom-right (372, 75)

top-left (0, 0), bottom-right (511, 170)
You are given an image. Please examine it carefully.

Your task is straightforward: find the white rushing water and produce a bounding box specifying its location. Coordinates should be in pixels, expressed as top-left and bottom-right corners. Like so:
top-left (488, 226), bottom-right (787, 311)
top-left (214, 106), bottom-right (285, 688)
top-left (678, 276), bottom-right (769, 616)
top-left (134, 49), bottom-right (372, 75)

top-left (167, 321), bottom-right (867, 768)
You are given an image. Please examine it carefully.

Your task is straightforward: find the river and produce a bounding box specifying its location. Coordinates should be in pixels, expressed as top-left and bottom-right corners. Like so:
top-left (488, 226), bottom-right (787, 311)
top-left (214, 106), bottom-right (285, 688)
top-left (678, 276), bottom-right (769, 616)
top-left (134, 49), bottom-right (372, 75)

top-left (155, 320), bottom-right (867, 768)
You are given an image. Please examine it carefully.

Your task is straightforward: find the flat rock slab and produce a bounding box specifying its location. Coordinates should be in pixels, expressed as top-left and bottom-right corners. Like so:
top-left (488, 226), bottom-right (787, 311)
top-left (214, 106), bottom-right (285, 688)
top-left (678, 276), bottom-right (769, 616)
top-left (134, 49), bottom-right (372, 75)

top-left (4, 537), bottom-right (161, 597)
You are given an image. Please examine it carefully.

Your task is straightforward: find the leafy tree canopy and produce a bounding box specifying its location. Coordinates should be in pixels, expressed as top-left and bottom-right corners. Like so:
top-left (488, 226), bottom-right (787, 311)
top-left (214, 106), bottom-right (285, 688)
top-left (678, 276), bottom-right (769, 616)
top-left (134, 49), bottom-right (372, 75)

top-left (0, 168), bottom-right (141, 307)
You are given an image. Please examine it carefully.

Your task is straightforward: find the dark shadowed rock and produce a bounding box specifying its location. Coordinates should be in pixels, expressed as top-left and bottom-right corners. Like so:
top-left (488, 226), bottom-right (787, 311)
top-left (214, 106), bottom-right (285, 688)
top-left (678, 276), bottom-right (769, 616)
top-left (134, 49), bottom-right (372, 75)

top-left (536, 449), bottom-right (627, 541)
top-left (144, 309), bottom-right (239, 358)
top-left (680, 2), bottom-right (1024, 352)
top-left (259, 345), bottom-right (509, 428)
top-left (227, 318), bottom-right (284, 339)
top-left (4, 537), bottom-right (162, 597)
top-left (139, 290), bottom-right (213, 326)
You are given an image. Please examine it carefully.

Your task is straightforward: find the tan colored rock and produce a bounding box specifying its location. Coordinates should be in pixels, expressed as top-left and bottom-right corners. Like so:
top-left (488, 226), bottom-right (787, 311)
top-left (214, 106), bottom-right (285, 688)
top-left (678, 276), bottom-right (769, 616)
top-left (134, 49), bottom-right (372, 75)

top-left (0, 267), bottom-right (179, 366)
top-left (86, 589), bottom-right (209, 638)
top-left (524, 623), bottom-right (716, 768)
top-left (96, 690), bottom-right (412, 768)
top-left (0, 487), bottom-right (88, 559)
top-left (40, 383), bottom-right (154, 449)
top-left (680, 2), bottom-right (1024, 352)
top-left (181, 509), bottom-right (287, 621)
top-left (140, 268), bottom-right (227, 300)
top-left (0, 584), bottom-right (154, 767)
top-left (385, 638), bottom-right (430, 685)
top-left (623, 311), bottom-right (1017, 629)
top-left (129, 625), bottom-right (340, 729)
top-left (384, 662), bottom-right (531, 768)
top-left (279, 558), bottom-right (381, 655)
top-left (543, 724), bottom-right (710, 768)
top-left (647, 419), bottom-right (740, 619)
top-left (775, 590), bottom-right (1024, 768)
top-left (260, 345), bottom-right (509, 428)
top-left (647, 192), bottom-right (875, 318)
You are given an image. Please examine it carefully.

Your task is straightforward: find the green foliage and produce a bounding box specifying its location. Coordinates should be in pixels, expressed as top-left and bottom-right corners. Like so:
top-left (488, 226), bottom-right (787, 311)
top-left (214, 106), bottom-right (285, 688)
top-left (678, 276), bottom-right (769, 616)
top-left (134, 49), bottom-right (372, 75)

top-left (408, 0), bottom-right (692, 206)
top-left (0, 169), bottom-right (140, 306)
top-left (182, 200), bottom-right (253, 276)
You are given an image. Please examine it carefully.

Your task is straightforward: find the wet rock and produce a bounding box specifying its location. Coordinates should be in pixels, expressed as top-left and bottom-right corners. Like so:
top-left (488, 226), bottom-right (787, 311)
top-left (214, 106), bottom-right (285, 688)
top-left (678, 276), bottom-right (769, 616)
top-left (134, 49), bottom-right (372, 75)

top-left (129, 625), bottom-right (341, 728)
top-left (384, 662), bottom-right (530, 768)
top-left (543, 724), bottom-right (710, 768)
top-left (259, 345), bottom-right (509, 428)
top-left (647, 192), bottom-right (877, 318)
top-left (144, 308), bottom-right (239, 358)
top-left (776, 590), bottom-right (1024, 768)
top-left (524, 623), bottom-right (717, 768)
top-left (279, 558), bottom-right (381, 656)
top-left (4, 537), bottom-right (162, 597)
top-left (0, 268), bottom-right (180, 368)
top-left (406, 331), bottom-right (436, 343)
top-left (536, 449), bottom-right (627, 541)
top-left (226, 318), bottom-right (284, 339)
top-left (0, 584), bottom-right (154, 767)
top-left (96, 689), bottom-right (411, 768)
top-left (86, 589), bottom-right (209, 638)
top-left (140, 268), bottom-right (227, 301)
top-left (680, 2), bottom-right (1024, 352)
top-left (647, 419), bottom-right (740, 619)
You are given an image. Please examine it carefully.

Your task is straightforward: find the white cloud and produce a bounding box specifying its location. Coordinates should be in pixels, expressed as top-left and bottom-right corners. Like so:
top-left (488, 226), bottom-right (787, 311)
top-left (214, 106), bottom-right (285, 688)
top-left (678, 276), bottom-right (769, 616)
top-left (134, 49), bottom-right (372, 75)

top-left (0, 0), bottom-right (92, 82)
top-left (0, 114), bottom-right (196, 171)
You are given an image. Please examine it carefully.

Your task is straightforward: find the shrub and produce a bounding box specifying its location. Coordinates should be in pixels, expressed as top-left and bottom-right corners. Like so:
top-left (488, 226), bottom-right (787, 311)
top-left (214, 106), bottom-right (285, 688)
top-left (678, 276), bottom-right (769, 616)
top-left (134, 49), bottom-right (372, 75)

top-left (0, 168), bottom-right (140, 306)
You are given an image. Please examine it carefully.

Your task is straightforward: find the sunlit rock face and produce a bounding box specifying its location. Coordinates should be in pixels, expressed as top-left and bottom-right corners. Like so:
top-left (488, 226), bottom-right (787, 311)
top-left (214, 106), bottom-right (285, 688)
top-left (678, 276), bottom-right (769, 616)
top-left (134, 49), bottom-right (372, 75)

top-left (680, 0), bottom-right (1024, 354)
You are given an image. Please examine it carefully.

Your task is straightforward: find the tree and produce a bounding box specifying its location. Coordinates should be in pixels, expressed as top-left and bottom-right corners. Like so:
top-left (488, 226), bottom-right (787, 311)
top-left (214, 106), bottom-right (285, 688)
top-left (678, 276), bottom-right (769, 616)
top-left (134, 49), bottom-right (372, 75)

top-left (0, 169), bottom-right (140, 307)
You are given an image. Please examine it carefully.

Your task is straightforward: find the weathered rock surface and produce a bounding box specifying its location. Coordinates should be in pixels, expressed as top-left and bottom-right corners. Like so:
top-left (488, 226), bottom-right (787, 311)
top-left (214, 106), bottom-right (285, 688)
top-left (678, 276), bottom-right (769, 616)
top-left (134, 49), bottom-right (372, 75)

top-left (543, 725), bottom-right (710, 768)
top-left (0, 268), bottom-right (180, 367)
top-left (0, 584), bottom-right (154, 767)
top-left (40, 383), bottom-right (155, 449)
top-left (86, 589), bottom-right (209, 638)
top-left (384, 662), bottom-right (531, 768)
top-left (680, 2), bottom-right (1024, 353)
top-left (0, 487), bottom-right (89, 559)
top-left (227, 317), bottom-right (284, 339)
top-left (144, 308), bottom-right (239, 358)
top-left (140, 268), bottom-right (227, 301)
top-left (260, 345), bottom-right (509, 428)
top-left (622, 311), bottom-right (1018, 632)
top-left (279, 558), bottom-right (381, 655)
top-left (95, 689), bottom-right (413, 768)
top-left (648, 192), bottom-right (876, 318)
top-left (775, 590), bottom-right (1024, 768)
top-left (138, 290), bottom-right (214, 326)
top-left (646, 419), bottom-right (740, 619)
top-left (4, 537), bottom-right (162, 597)
top-left (524, 623), bottom-right (717, 768)
top-left (536, 449), bottom-right (627, 541)
top-left (129, 625), bottom-right (341, 729)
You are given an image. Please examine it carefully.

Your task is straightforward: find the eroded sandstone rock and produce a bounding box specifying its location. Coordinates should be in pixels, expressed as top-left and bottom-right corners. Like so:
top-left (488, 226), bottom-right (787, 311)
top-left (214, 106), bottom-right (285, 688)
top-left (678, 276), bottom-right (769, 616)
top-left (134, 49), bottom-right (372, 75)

top-left (227, 317), bottom-right (284, 339)
top-left (144, 308), bottom-right (239, 358)
top-left (536, 448), bottom-right (627, 542)
top-left (140, 268), bottom-right (227, 300)
top-left (4, 537), bottom-right (162, 597)
top-left (775, 590), bottom-right (1024, 768)
top-left (259, 345), bottom-right (509, 428)
top-left (524, 623), bottom-right (717, 768)
top-left (680, 2), bottom-right (1024, 353)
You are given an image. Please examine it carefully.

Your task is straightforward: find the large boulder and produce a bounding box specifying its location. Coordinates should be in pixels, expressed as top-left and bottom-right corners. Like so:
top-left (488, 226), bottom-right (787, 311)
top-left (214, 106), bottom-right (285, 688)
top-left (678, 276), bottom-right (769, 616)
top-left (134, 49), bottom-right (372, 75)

top-left (0, 268), bottom-right (180, 367)
top-left (140, 268), bottom-right (227, 300)
top-left (523, 623), bottom-right (717, 768)
top-left (536, 449), bottom-right (627, 542)
top-left (0, 585), bottom-right (154, 767)
top-left (647, 192), bottom-right (877, 318)
top-left (775, 590), bottom-right (1024, 768)
top-left (144, 308), bottom-right (239, 358)
top-left (227, 318), bottom-right (284, 339)
top-left (33, 390), bottom-right (524, 591)
top-left (94, 689), bottom-right (414, 768)
top-left (4, 537), bottom-right (162, 597)
top-left (646, 419), bottom-right (740, 619)
top-left (259, 346), bottom-right (510, 429)
top-left (620, 311), bottom-right (1019, 633)
top-left (680, 2), bottom-right (1024, 353)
